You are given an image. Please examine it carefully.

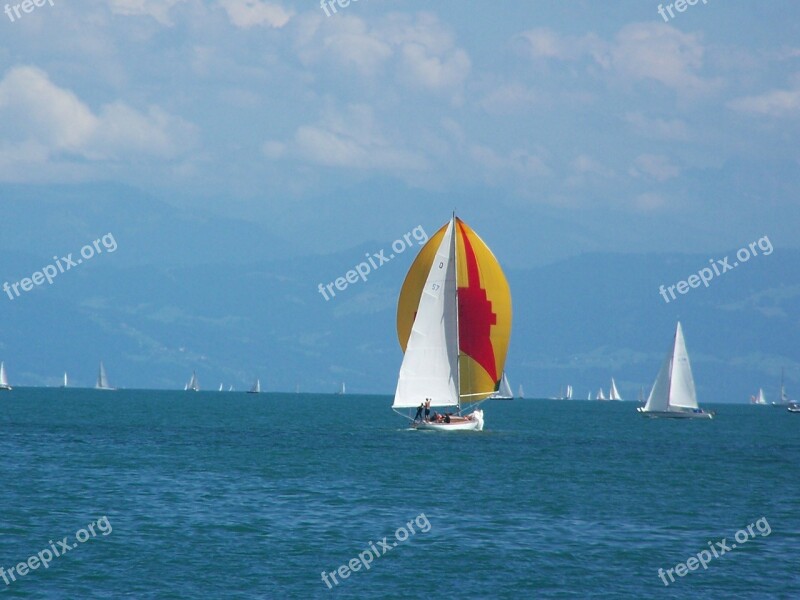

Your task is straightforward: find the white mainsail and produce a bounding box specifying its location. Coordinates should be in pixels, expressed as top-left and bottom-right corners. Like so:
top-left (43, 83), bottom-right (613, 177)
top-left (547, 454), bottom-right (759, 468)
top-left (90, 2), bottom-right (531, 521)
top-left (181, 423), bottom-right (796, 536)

top-left (754, 388), bottom-right (767, 404)
top-left (566, 384), bottom-right (573, 400)
top-left (491, 372), bottom-right (513, 399)
top-left (609, 378), bottom-right (622, 401)
top-left (517, 384), bottom-right (524, 399)
top-left (219, 383), bottom-right (224, 392)
top-left (393, 220), bottom-right (459, 409)
top-left (249, 379), bottom-right (261, 394)
top-left (186, 371), bottom-right (199, 392)
top-left (643, 322), bottom-right (699, 412)
top-left (96, 362), bottom-right (113, 390)
top-left (596, 389), bottom-right (606, 400)
top-left (0, 362), bottom-right (11, 390)
top-left (63, 372), bottom-right (68, 388)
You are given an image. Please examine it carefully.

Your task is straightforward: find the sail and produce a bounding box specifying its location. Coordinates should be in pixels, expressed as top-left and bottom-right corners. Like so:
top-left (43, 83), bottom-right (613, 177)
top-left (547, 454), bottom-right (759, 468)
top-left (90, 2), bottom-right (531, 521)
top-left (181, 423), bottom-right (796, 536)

top-left (609, 378), bottom-right (622, 401)
top-left (187, 371), bottom-right (199, 391)
top-left (250, 379), bottom-right (261, 393)
top-left (596, 389), bottom-right (606, 400)
top-left (498, 373), bottom-right (513, 398)
top-left (395, 216), bottom-right (512, 409)
top-left (756, 388), bottom-right (766, 404)
top-left (0, 362), bottom-right (8, 386)
top-left (517, 384), bottom-right (524, 399)
top-left (219, 383), bottom-right (224, 392)
top-left (644, 351), bottom-right (671, 412)
top-left (394, 219), bottom-right (460, 408)
top-left (566, 385), bottom-right (573, 400)
top-left (63, 372), bottom-right (68, 387)
top-left (96, 362), bottom-right (111, 389)
top-left (668, 322), bottom-right (698, 409)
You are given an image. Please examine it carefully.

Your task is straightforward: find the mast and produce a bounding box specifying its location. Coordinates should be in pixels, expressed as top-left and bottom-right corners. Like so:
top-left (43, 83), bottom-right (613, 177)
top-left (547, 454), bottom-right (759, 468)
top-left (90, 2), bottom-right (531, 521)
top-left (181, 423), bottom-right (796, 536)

top-left (452, 214), bottom-right (461, 412)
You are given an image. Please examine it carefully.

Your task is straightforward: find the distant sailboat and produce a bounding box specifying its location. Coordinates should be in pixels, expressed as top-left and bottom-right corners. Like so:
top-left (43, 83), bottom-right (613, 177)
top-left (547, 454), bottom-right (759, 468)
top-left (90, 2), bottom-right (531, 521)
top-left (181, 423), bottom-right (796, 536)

top-left (228, 385), bottom-right (234, 392)
top-left (751, 388), bottom-right (767, 405)
top-left (96, 362), bottom-right (115, 391)
top-left (62, 372), bottom-right (68, 388)
top-left (609, 378), bottom-right (622, 401)
top-left (218, 383), bottom-right (224, 392)
top-left (517, 384), bottom-right (524, 399)
top-left (637, 322), bottom-right (713, 419)
top-left (336, 382), bottom-right (345, 395)
top-left (596, 389), bottom-right (606, 401)
top-left (772, 369), bottom-right (791, 406)
top-left (588, 391), bottom-right (592, 400)
top-left (248, 379), bottom-right (261, 394)
top-left (392, 215), bottom-right (511, 431)
top-left (491, 372), bottom-right (514, 400)
top-left (186, 371), bottom-right (199, 392)
top-left (0, 362), bottom-right (12, 391)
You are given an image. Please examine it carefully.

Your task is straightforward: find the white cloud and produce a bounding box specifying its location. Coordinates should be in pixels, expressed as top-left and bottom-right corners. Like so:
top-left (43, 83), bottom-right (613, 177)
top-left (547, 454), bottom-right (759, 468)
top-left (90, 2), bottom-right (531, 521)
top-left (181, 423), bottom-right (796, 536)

top-left (0, 66), bottom-right (196, 165)
top-left (294, 12), bottom-right (470, 96)
top-left (219, 0), bottom-right (293, 29)
top-left (516, 23), bottom-right (716, 95)
top-left (728, 87), bottom-right (800, 118)
top-left (268, 104), bottom-right (427, 172)
top-left (625, 112), bottom-right (691, 141)
top-left (108, 0), bottom-right (187, 26)
top-left (479, 83), bottom-right (539, 115)
top-left (629, 154), bottom-right (680, 182)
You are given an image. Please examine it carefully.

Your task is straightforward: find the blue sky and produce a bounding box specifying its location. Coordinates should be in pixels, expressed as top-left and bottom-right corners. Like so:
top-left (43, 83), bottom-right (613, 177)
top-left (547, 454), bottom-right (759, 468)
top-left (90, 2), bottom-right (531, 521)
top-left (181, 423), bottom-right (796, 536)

top-left (0, 0), bottom-right (799, 265)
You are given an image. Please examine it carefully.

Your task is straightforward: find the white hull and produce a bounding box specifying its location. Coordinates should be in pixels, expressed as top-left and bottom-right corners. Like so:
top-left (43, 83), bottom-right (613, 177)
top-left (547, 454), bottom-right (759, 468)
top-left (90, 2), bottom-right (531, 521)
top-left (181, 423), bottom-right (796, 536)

top-left (0, 384), bottom-right (11, 391)
top-left (412, 410), bottom-right (484, 431)
top-left (637, 407), bottom-right (714, 419)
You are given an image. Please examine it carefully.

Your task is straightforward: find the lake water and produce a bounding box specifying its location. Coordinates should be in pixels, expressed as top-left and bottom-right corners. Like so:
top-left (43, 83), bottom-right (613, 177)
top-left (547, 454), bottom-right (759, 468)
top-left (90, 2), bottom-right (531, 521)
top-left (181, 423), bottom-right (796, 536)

top-left (1, 389), bottom-right (798, 598)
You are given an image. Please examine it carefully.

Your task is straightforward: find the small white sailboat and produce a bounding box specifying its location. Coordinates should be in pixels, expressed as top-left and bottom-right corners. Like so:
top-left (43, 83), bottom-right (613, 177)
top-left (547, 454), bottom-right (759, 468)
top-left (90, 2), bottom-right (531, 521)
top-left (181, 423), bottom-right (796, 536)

top-left (596, 388), bottom-right (606, 401)
top-left (218, 383), bottom-right (224, 392)
top-left (517, 384), bottom-right (524, 399)
top-left (788, 402), bottom-right (800, 413)
top-left (491, 372), bottom-right (514, 400)
top-left (62, 372), bottom-right (68, 388)
top-left (637, 322), bottom-right (713, 419)
top-left (0, 362), bottom-right (12, 391)
top-left (751, 388), bottom-right (767, 405)
top-left (772, 369), bottom-right (791, 406)
top-left (336, 382), bottom-right (345, 395)
top-left (609, 378), bottom-right (622, 401)
top-left (228, 384), bottom-right (234, 392)
top-left (588, 391), bottom-right (592, 400)
top-left (393, 215), bottom-right (512, 431)
top-left (248, 379), bottom-right (261, 394)
top-left (96, 361), bottom-right (115, 391)
top-left (186, 371), bottom-right (199, 392)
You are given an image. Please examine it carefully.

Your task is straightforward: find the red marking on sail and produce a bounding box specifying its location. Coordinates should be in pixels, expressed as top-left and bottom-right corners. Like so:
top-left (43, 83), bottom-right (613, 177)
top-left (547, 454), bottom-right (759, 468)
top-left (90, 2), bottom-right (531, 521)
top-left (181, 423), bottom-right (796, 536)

top-left (457, 222), bottom-right (498, 382)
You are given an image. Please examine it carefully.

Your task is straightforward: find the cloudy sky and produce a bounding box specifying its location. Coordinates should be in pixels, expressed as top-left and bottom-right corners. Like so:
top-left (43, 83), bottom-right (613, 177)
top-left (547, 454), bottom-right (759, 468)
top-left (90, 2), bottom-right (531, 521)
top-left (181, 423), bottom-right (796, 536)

top-left (1, 0), bottom-right (798, 265)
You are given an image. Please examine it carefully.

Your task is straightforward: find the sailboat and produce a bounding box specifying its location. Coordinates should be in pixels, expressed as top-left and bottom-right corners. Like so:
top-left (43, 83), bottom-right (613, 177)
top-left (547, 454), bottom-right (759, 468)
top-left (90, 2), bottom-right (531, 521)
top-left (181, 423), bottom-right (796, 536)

top-left (218, 383), bottom-right (224, 392)
top-left (517, 384), bottom-right (524, 399)
top-left (609, 378), bottom-right (622, 401)
top-left (596, 388), bottom-right (606, 401)
top-left (637, 322), bottom-right (713, 419)
top-left (185, 371), bottom-right (199, 392)
top-left (772, 369), bottom-right (791, 406)
top-left (228, 385), bottom-right (234, 392)
top-left (0, 362), bottom-right (12, 391)
top-left (248, 379), bottom-right (261, 394)
top-left (62, 372), bottom-right (68, 388)
top-left (96, 362), bottom-right (115, 391)
top-left (336, 382), bottom-right (346, 395)
top-left (392, 215), bottom-right (512, 431)
top-left (751, 388), bottom-right (767, 405)
top-left (491, 372), bottom-right (514, 400)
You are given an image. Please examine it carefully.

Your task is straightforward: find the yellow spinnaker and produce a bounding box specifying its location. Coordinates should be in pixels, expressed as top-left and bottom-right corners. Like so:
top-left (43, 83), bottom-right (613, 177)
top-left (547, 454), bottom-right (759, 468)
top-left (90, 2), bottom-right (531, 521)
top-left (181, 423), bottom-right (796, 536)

top-left (397, 217), bottom-right (512, 403)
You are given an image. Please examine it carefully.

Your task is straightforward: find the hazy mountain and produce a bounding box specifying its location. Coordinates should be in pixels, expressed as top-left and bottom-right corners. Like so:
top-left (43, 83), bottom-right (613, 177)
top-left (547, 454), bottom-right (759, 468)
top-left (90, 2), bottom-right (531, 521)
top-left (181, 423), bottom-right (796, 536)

top-left (0, 189), bottom-right (797, 402)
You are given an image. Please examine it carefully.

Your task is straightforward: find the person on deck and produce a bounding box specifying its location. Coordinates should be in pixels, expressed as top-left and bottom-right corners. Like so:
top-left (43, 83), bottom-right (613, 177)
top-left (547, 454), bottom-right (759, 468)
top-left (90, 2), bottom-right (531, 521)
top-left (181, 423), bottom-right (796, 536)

top-left (414, 403), bottom-right (424, 422)
top-left (424, 399), bottom-right (431, 422)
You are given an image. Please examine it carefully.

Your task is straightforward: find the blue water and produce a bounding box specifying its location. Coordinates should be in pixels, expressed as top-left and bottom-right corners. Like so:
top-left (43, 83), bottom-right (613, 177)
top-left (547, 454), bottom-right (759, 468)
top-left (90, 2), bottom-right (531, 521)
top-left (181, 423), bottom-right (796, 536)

top-left (0, 390), bottom-right (798, 599)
